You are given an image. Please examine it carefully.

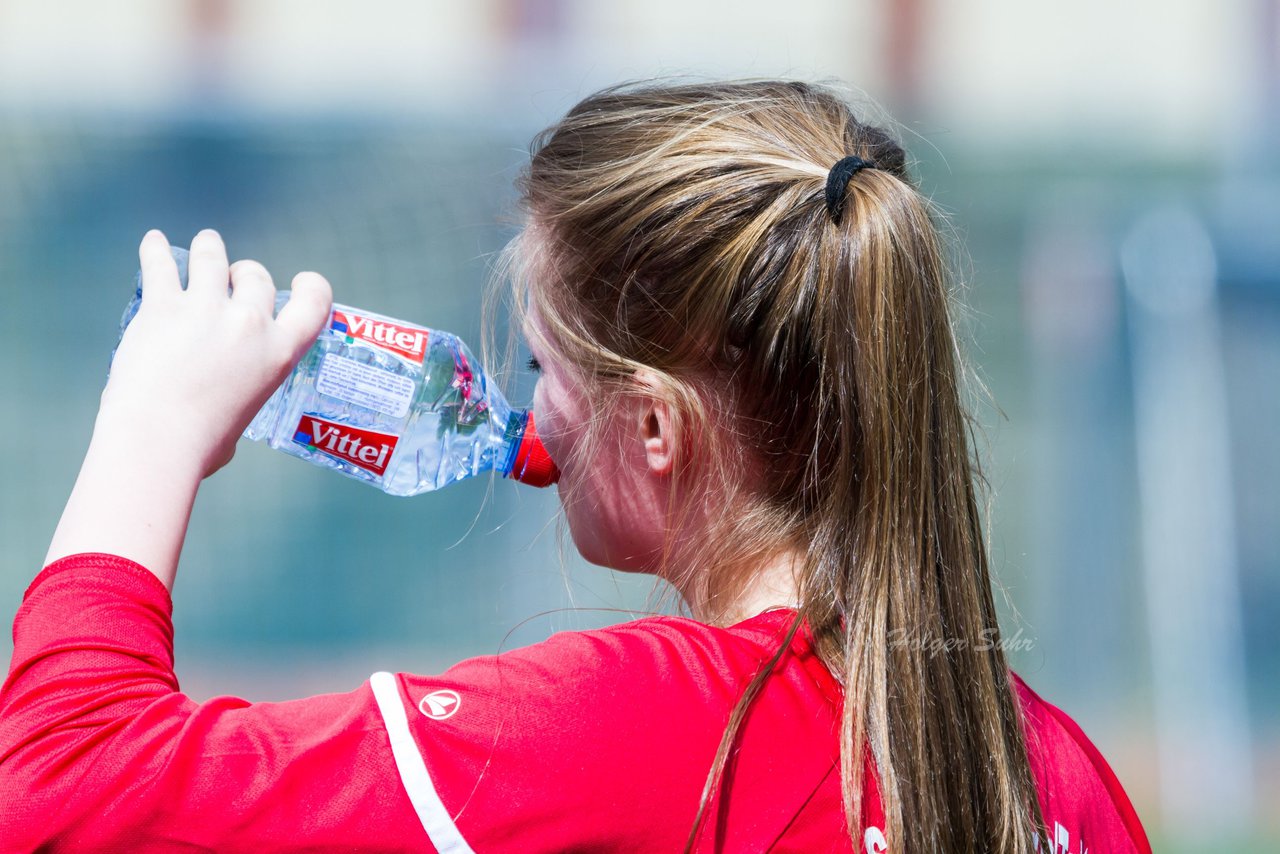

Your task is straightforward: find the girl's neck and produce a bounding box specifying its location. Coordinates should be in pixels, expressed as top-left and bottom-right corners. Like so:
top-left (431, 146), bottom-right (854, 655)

top-left (678, 547), bottom-right (804, 626)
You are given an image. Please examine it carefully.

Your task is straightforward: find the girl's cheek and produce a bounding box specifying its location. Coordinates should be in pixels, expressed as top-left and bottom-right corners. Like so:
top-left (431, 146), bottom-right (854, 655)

top-left (531, 384), bottom-right (565, 470)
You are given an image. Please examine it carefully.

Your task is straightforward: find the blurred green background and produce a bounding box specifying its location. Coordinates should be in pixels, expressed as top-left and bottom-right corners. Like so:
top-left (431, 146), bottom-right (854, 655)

top-left (1, 2), bottom-right (1276, 851)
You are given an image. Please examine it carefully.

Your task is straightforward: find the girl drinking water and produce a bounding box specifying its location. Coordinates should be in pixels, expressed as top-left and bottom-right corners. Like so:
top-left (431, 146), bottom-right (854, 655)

top-left (1, 81), bottom-right (1150, 853)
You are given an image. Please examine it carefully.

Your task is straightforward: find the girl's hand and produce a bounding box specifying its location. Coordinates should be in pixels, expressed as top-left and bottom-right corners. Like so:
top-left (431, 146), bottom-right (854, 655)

top-left (45, 229), bottom-right (331, 587)
top-left (101, 229), bottom-right (333, 480)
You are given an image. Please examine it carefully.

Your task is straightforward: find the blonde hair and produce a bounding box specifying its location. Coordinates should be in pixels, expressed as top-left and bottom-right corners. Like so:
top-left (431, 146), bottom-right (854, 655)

top-left (503, 80), bottom-right (1046, 852)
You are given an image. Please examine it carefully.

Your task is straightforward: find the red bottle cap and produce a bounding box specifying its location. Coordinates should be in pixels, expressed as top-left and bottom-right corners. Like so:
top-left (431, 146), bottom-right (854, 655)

top-left (509, 412), bottom-right (560, 487)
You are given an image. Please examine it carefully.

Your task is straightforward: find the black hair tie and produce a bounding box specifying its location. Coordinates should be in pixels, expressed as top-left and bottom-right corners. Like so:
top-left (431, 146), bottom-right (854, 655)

top-left (824, 155), bottom-right (876, 225)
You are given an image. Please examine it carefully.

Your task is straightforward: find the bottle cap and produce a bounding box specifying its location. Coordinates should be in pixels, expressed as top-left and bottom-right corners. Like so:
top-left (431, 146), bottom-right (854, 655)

top-left (509, 412), bottom-right (560, 487)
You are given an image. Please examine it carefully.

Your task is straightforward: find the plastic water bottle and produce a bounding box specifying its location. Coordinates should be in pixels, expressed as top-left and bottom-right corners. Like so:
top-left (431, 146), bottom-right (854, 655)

top-left (115, 247), bottom-right (558, 495)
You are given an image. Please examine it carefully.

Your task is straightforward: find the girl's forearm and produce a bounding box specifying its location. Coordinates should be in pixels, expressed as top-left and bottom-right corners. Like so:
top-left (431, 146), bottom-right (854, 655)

top-left (43, 409), bottom-right (204, 592)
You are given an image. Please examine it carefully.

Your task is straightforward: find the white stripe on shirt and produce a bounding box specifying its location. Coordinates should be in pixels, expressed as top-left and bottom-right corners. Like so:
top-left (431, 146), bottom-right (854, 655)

top-left (370, 671), bottom-right (476, 854)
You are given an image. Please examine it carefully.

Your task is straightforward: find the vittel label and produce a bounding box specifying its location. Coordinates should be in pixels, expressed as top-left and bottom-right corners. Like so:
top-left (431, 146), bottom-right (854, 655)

top-left (331, 309), bottom-right (429, 365)
top-left (293, 415), bottom-right (399, 477)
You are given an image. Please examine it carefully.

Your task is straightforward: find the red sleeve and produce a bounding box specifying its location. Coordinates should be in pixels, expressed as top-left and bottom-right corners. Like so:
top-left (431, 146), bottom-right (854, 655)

top-left (381, 619), bottom-right (734, 852)
top-left (1013, 673), bottom-right (1153, 854)
top-left (0, 554), bottom-right (430, 852)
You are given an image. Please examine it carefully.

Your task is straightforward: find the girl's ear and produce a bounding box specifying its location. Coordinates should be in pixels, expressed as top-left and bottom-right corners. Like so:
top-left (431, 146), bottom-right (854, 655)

top-left (633, 370), bottom-right (676, 477)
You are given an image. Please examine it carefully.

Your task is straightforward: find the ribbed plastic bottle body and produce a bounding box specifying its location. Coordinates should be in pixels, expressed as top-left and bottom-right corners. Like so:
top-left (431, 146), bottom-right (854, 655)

top-left (116, 248), bottom-right (537, 496)
top-left (242, 298), bottom-right (524, 495)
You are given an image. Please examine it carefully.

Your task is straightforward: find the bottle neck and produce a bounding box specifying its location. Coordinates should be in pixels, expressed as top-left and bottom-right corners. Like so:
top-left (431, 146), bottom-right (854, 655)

top-left (499, 410), bottom-right (529, 477)
top-left (501, 410), bottom-right (559, 487)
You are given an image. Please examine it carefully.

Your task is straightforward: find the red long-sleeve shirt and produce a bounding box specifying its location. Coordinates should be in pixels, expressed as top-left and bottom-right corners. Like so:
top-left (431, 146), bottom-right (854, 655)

top-left (0, 554), bottom-right (1151, 852)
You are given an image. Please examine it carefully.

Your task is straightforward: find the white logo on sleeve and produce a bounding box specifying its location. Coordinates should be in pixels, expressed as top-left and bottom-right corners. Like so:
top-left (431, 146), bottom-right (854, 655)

top-left (418, 689), bottom-right (461, 720)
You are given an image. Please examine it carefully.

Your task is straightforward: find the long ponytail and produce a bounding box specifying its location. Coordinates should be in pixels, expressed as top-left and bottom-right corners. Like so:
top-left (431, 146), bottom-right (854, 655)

top-left (815, 161), bottom-right (1043, 850)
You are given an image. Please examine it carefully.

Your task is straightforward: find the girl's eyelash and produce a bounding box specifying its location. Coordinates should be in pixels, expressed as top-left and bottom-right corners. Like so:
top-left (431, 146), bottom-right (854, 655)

top-left (526, 356), bottom-right (542, 373)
